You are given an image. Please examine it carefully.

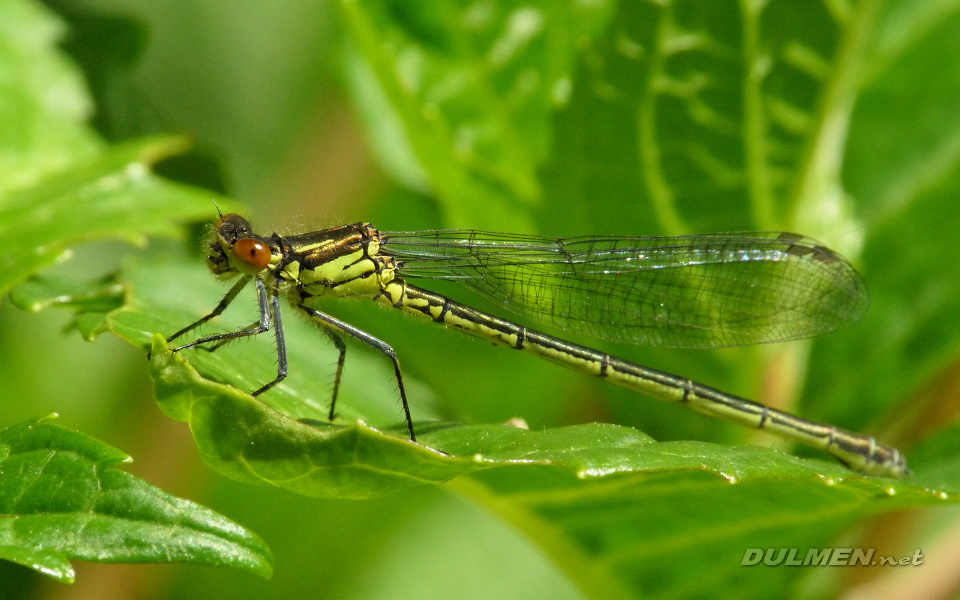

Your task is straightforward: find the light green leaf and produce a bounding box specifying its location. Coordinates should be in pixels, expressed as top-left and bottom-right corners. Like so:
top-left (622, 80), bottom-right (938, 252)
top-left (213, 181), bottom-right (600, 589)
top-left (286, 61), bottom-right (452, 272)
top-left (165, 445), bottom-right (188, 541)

top-left (0, 0), bottom-right (101, 193)
top-left (339, 0), bottom-right (615, 229)
top-left (0, 135), bottom-right (238, 296)
top-left (144, 333), bottom-right (955, 501)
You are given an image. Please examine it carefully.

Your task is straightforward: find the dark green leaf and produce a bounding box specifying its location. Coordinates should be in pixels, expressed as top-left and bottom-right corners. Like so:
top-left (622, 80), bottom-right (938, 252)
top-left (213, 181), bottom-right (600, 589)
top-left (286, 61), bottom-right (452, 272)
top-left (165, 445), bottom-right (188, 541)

top-left (0, 416), bottom-right (273, 583)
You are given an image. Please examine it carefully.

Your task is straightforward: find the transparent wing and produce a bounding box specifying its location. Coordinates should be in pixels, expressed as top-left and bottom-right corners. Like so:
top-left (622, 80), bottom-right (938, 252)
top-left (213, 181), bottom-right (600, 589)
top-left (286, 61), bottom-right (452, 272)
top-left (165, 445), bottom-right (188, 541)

top-left (379, 230), bottom-right (868, 349)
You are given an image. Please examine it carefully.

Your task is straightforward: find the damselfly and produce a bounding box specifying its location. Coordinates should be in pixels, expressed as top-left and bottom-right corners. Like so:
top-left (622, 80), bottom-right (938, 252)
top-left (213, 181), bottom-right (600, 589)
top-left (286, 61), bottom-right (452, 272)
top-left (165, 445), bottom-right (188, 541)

top-left (165, 213), bottom-right (908, 478)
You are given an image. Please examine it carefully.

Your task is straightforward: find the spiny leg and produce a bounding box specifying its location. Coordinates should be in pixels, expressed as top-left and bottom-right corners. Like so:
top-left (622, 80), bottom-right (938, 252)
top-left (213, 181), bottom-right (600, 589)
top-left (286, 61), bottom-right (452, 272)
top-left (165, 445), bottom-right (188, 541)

top-left (320, 328), bottom-right (347, 422)
top-left (251, 292), bottom-right (288, 396)
top-left (196, 321), bottom-right (261, 353)
top-left (167, 277), bottom-right (289, 398)
top-left (170, 278), bottom-right (270, 353)
top-left (166, 277), bottom-right (252, 344)
top-left (296, 303), bottom-right (416, 442)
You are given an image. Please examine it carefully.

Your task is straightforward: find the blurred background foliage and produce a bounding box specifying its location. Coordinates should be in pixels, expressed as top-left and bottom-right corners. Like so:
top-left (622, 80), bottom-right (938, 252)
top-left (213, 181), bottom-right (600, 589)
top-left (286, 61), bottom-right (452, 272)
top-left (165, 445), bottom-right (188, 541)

top-left (3, 0), bottom-right (960, 598)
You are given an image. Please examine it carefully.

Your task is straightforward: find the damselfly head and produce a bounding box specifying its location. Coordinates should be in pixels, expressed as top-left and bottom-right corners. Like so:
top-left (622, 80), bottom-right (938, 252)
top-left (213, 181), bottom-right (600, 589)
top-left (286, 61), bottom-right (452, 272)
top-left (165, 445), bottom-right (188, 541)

top-left (206, 214), bottom-right (275, 277)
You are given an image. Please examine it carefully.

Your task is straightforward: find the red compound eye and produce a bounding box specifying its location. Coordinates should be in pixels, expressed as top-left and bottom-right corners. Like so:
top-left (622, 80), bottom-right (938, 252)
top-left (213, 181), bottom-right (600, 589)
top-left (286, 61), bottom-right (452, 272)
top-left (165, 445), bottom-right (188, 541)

top-left (233, 238), bottom-right (271, 269)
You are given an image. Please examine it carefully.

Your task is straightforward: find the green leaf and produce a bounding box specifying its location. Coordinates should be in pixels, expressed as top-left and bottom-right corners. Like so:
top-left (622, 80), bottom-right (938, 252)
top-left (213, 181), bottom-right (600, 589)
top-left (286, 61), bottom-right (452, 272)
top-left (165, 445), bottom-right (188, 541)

top-left (0, 135), bottom-right (238, 297)
top-left (9, 274), bottom-right (125, 340)
top-left (0, 416), bottom-right (273, 583)
top-left (0, 0), bottom-right (241, 304)
top-left (9, 274), bottom-right (125, 313)
top-left (0, 0), bottom-right (101, 193)
top-left (150, 334), bottom-right (470, 498)
top-left (457, 461), bottom-right (945, 599)
top-left (339, 0), bottom-right (615, 229)
top-left (145, 333), bottom-right (958, 502)
top-left (0, 0), bottom-right (272, 584)
top-left (806, 1), bottom-right (960, 431)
